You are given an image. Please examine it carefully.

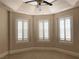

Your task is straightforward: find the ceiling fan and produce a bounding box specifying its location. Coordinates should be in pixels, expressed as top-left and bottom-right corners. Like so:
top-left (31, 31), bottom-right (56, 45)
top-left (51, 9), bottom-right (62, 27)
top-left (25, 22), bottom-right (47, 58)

top-left (24, 0), bottom-right (56, 6)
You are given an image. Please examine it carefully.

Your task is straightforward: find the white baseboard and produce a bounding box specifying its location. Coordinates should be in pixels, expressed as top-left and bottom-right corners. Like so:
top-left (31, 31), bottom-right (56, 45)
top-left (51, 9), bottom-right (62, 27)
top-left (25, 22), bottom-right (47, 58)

top-left (9, 47), bottom-right (79, 58)
top-left (9, 47), bottom-right (33, 54)
top-left (0, 51), bottom-right (8, 58)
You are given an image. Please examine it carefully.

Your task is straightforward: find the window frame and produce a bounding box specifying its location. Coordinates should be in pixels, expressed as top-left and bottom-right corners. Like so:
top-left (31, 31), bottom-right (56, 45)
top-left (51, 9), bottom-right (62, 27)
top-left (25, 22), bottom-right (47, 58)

top-left (58, 16), bottom-right (73, 43)
top-left (38, 19), bottom-right (50, 42)
top-left (15, 19), bottom-right (29, 43)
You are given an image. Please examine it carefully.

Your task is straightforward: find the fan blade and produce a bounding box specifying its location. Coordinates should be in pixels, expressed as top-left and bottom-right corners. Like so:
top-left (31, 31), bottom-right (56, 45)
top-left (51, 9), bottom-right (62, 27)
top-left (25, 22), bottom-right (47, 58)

top-left (43, 1), bottom-right (52, 6)
top-left (25, 1), bottom-right (35, 3)
top-left (51, 0), bottom-right (56, 3)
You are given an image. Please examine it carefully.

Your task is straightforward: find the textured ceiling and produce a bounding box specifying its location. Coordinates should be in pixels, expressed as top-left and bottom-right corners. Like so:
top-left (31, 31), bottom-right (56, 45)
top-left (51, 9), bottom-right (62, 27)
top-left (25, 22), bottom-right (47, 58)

top-left (0, 0), bottom-right (79, 15)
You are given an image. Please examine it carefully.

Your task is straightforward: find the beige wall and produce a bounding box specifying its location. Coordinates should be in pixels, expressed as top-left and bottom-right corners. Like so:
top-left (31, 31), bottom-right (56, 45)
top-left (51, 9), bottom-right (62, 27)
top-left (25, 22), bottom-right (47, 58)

top-left (10, 13), bottom-right (54, 50)
top-left (10, 12), bottom-right (33, 50)
top-left (0, 3), bottom-right (8, 54)
top-left (10, 7), bottom-right (79, 53)
top-left (54, 7), bottom-right (79, 53)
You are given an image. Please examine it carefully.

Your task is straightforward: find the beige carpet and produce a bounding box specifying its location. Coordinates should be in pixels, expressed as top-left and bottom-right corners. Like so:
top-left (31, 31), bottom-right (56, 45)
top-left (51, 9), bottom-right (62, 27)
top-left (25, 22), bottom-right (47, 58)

top-left (2, 50), bottom-right (79, 59)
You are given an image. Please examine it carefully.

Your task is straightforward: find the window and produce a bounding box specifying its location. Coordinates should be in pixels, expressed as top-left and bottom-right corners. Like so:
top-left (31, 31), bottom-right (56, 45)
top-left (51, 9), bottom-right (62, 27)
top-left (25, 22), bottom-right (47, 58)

top-left (38, 20), bottom-right (49, 41)
top-left (17, 20), bottom-right (29, 42)
top-left (59, 16), bottom-right (72, 42)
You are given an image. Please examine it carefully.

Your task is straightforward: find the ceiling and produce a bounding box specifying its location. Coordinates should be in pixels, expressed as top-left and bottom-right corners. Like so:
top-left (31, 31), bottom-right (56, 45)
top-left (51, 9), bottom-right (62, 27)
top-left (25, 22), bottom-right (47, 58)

top-left (0, 0), bottom-right (79, 15)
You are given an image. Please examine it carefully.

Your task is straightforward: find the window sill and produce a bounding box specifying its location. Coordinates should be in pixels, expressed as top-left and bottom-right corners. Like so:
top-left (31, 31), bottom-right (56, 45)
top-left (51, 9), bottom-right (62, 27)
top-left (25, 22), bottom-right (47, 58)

top-left (16, 40), bottom-right (29, 43)
top-left (38, 39), bottom-right (50, 42)
top-left (59, 40), bottom-right (72, 45)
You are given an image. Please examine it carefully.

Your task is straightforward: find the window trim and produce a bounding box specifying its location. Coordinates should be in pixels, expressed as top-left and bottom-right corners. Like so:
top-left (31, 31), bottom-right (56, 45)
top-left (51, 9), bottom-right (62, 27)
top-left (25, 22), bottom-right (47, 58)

top-left (58, 16), bottom-right (73, 43)
top-left (38, 20), bottom-right (50, 42)
top-left (15, 19), bottom-right (29, 43)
